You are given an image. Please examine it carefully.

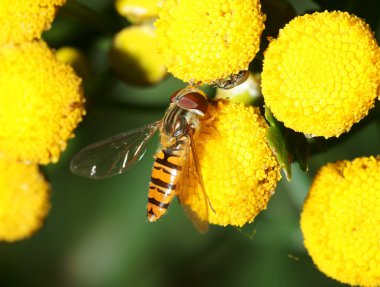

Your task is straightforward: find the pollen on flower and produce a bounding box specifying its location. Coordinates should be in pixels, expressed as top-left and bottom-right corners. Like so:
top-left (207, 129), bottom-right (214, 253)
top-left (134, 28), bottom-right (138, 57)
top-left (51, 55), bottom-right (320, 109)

top-left (0, 159), bottom-right (50, 242)
top-left (0, 0), bottom-right (66, 45)
top-left (155, 0), bottom-right (265, 84)
top-left (0, 41), bottom-right (85, 164)
top-left (301, 156), bottom-right (380, 287)
top-left (115, 0), bottom-right (163, 23)
top-left (261, 11), bottom-right (380, 138)
top-left (182, 100), bottom-right (281, 227)
top-left (110, 25), bottom-right (167, 86)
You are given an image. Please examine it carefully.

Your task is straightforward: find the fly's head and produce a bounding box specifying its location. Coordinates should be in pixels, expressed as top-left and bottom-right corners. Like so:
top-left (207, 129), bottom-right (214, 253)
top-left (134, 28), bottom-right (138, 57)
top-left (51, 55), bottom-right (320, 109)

top-left (170, 86), bottom-right (208, 117)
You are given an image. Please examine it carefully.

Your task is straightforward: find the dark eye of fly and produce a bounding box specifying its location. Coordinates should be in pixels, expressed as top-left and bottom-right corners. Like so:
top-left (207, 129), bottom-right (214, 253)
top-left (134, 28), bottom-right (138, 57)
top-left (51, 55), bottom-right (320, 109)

top-left (177, 92), bottom-right (208, 115)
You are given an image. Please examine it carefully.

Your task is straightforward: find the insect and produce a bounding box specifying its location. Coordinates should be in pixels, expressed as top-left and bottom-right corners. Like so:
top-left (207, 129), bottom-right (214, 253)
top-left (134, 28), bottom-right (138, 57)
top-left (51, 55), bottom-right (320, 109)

top-left (70, 86), bottom-right (213, 233)
top-left (212, 70), bottom-right (249, 89)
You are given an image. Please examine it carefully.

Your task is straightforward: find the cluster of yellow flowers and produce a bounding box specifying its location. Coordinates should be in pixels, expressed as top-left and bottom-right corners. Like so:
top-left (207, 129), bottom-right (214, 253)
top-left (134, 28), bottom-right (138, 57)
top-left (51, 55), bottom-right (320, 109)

top-left (1, 0), bottom-right (378, 285)
top-left (0, 0), bottom-right (85, 241)
top-left (155, 2), bottom-right (380, 286)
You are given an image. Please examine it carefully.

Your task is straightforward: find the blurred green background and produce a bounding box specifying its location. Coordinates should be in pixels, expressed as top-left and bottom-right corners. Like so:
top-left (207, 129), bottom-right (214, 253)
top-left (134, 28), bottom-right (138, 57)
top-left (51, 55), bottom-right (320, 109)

top-left (1, 0), bottom-right (379, 286)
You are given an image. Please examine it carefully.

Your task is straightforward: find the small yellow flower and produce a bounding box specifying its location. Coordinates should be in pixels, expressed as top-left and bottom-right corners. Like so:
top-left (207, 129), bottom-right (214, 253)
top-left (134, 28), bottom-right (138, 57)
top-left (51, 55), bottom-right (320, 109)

top-left (110, 25), bottom-right (167, 86)
top-left (301, 156), bottom-right (380, 287)
top-left (55, 46), bottom-right (91, 80)
top-left (0, 0), bottom-right (66, 45)
top-left (155, 0), bottom-right (265, 84)
top-left (115, 0), bottom-right (163, 24)
top-left (0, 159), bottom-right (50, 242)
top-left (182, 100), bottom-right (281, 227)
top-left (0, 41), bottom-right (85, 164)
top-left (262, 11), bottom-right (380, 138)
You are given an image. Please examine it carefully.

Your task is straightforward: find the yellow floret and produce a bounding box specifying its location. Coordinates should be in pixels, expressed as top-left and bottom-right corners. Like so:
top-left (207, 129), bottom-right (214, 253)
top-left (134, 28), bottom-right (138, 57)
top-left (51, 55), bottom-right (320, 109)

top-left (182, 100), bottom-right (281, 227)
top-left (0, 159), bottom-right (50, 242)
top-left (262, 11), bottom-right (380, 138)
top-left (155, 0), bottom-right (265, 84)
top-left (0, 0), bottom-right (66, 45)
top-left (110, 25), bottom-right (167, 86)
top-left (115, 0), bottom-right (163, 24)
top-left (0, 41), bottom-right (85, 164)
top-left (301, 156), bottom-right (380, 286)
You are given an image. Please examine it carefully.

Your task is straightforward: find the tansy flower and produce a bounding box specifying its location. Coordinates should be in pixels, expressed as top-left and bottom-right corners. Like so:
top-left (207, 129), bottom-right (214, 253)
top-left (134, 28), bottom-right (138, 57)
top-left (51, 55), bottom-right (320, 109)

top-left (0, 159), bottom-right (50, 242)
top-left (115, 0), bottom-right (163, 24)
top-left (0, 41), bottom-right (85, 164)
top-left (301, 156), bottom-right (380, 287)
top-left (181, 100), bottom-right (281, 227)
top-left (0, 0), bottom-right (66, 45)
top-left (55, 46), bottom-right (91, 80)
top-left (262, 11), bottom-right (380, 138)
top-left (110, 25), bottom-right (167, 86)
top-left (155, 0), bottom-right (265, 84)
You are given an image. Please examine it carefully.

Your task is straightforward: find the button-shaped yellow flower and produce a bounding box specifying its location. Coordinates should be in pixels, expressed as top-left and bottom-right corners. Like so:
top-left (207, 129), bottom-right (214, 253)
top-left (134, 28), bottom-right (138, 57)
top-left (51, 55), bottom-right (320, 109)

top-left (115, 0), bottom-right (163, 24)
top-left (55, 46), bottom-right (91, 80)
top-left (110, 25), bottom-right (167, 86)
top-left (0, 159), bottom-right (50, 242)
top-left (262, 11), bottom-right (380, 138)
top-left (0, 0), bottom-right (66, 45)
top-left (181, 100), bottom-right (281, 227)
top-left (301, 156), bottom-right (380, 286)
top-left (0, 41), bottom-right (85, 164)
top-left (155, 0), bottom-right (265, 84)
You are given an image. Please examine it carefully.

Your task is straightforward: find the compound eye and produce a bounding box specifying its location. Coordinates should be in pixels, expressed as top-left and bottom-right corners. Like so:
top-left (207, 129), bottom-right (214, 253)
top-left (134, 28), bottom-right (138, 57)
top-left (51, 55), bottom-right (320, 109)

top-left (170, 89), bottom-right (181, 103)
top-left (178, 92), bottom-right (208, 115)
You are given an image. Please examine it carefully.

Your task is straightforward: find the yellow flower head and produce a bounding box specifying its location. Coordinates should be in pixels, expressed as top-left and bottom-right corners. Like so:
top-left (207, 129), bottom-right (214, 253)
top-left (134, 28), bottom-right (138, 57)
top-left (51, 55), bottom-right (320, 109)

top-left (262, 11), bottom-right (380, 138)
top-left (0, 159), bottom-right (50, 242)
top-left (182, 100), bottom-right (281, 227)
top-left (55, 46), bottom-right (91, 80)
top-left (301, 156), bottom-right (380, 286)
top-left (110, 25), bottom-right (167, 86)
top-left (155, 0), bottom-right (265, 84)
top-left (0, 0), bottom-right (66, 45)
top-left (0, 41), bottom-right (85, 164)
top-left (115, 0), bottom-right (163, 24)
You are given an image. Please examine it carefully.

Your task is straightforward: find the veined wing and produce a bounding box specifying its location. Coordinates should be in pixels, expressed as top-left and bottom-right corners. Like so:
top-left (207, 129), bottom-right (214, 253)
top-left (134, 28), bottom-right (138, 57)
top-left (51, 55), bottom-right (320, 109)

top-left (176, 133), bottom-right (212, 233)
top-left (70, 121), bottom-right (161, 179)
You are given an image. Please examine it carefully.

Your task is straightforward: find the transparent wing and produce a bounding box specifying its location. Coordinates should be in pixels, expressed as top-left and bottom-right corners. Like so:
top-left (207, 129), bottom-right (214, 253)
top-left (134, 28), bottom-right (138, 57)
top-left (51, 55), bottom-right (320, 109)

top-left (176, 133), bottom-right (212, 233)
top-left (70, 121), bottom-right (161, 179)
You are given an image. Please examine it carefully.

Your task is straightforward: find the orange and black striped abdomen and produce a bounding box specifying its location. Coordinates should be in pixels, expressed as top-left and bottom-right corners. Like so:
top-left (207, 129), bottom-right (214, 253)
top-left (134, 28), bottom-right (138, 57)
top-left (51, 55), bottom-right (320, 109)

top-left (147, 148), bottom-right (186, 222)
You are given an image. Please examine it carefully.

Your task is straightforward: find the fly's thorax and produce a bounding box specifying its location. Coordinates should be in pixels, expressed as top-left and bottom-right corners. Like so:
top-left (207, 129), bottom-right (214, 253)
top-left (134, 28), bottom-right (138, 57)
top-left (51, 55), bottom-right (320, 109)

top-left (161, 104), bottom-right (200, 142)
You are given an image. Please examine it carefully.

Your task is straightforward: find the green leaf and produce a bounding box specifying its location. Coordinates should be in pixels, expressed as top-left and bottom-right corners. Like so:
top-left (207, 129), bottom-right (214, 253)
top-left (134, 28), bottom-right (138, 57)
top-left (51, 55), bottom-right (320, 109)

top-left (292, 133), bottom-right (309, 173)
top-left (265, 107), bottom-right (293, 180)
top-left (264, 106), bottom-right (310, 180)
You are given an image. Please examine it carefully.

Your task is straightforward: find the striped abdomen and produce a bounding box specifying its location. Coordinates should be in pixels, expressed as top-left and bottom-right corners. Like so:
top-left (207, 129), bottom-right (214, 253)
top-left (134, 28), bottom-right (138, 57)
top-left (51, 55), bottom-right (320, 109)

top-left (147, 146), bottom-right (186, 222)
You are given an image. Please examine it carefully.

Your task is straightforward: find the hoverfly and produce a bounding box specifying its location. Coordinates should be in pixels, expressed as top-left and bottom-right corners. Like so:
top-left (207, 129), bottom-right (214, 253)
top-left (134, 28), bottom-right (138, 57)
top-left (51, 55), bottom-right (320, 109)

top-left (70, 86), bottom-right (213, 233)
